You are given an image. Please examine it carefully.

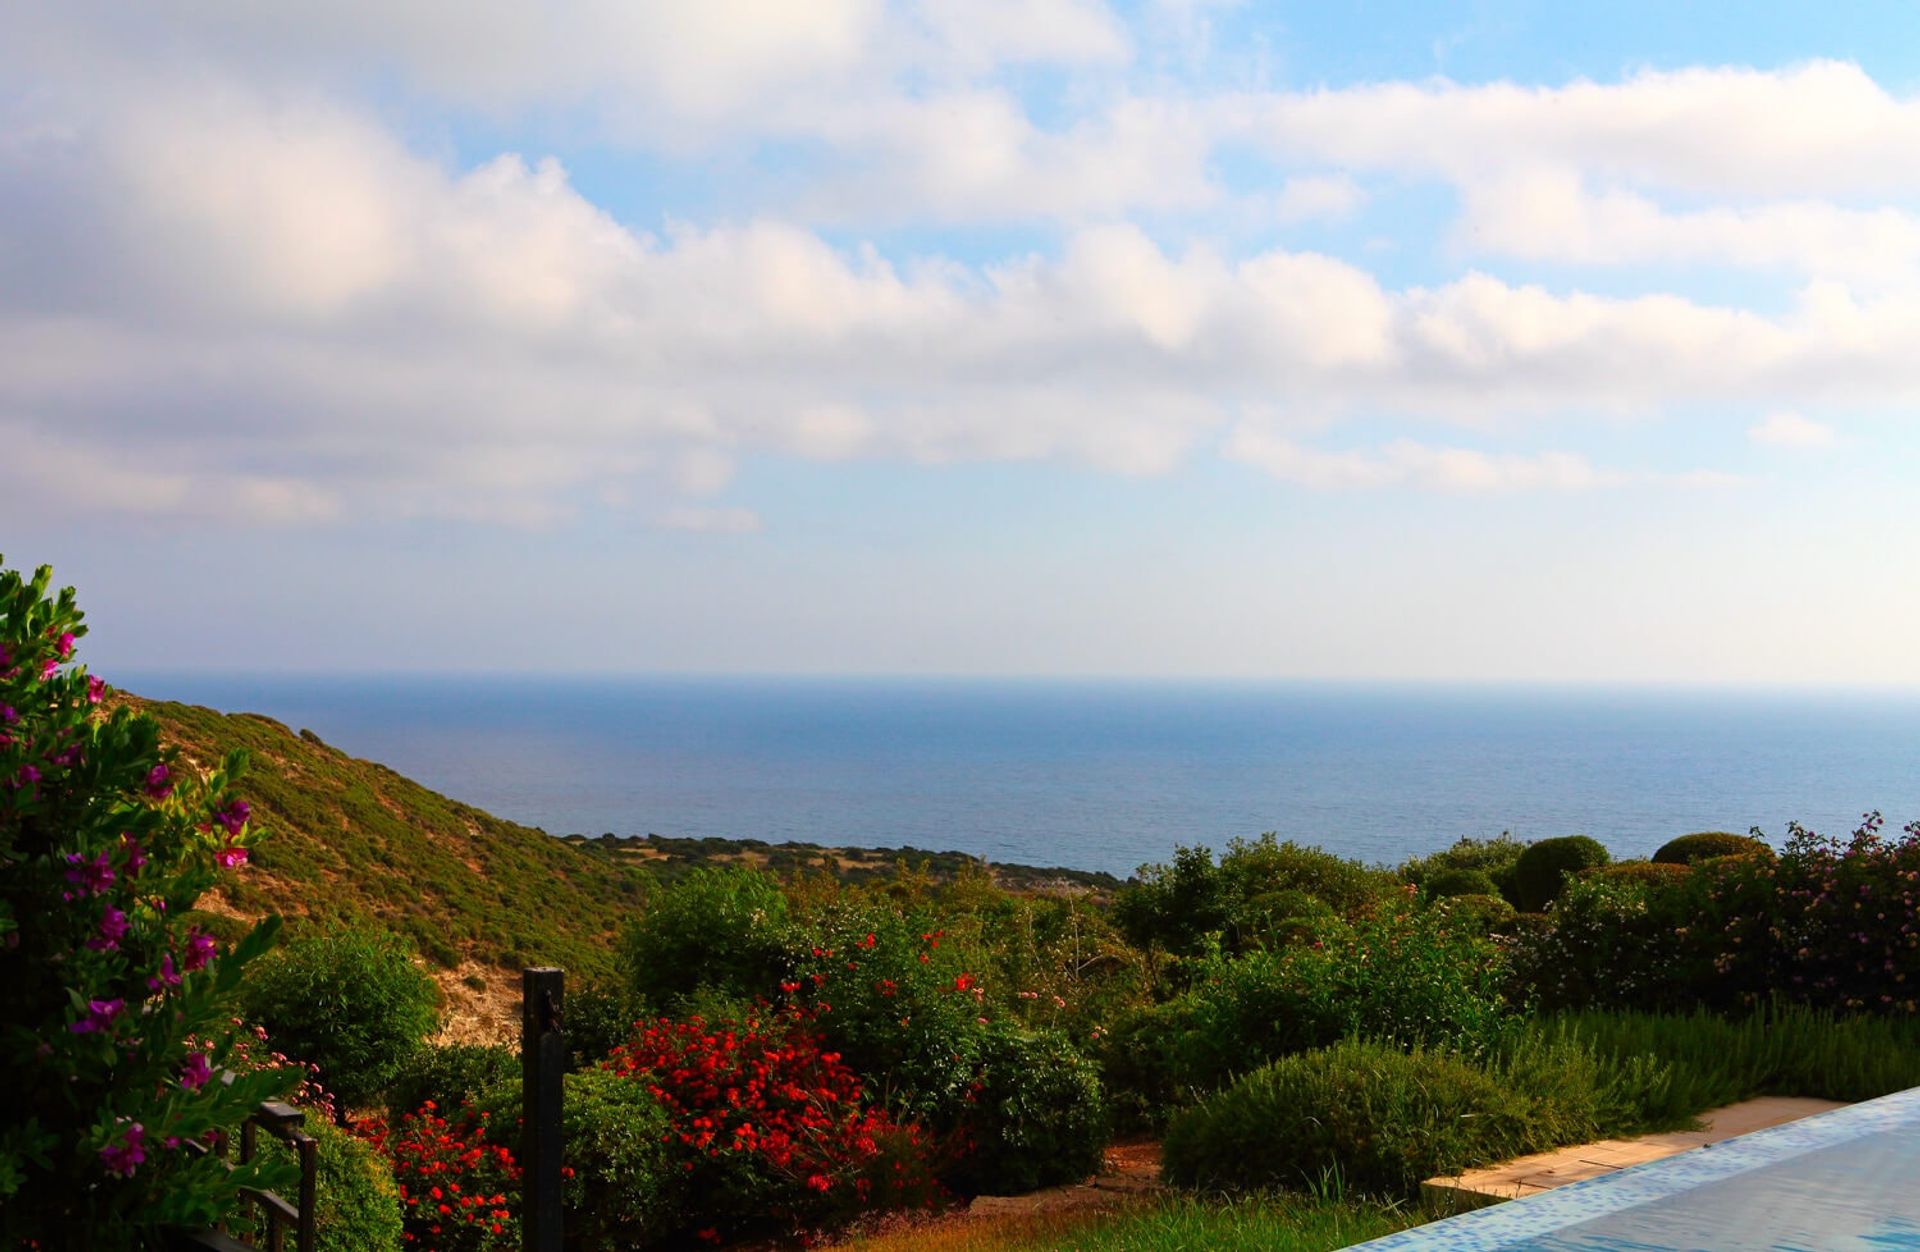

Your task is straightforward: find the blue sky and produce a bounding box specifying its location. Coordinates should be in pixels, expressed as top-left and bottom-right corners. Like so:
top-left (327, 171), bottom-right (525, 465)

top-left (5, 2), bottom-right (1920, 682)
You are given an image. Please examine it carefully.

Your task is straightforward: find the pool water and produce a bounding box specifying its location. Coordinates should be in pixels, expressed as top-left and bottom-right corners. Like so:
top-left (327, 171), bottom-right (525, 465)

top-left (1355, 1088), bottom-right (1920, 1251)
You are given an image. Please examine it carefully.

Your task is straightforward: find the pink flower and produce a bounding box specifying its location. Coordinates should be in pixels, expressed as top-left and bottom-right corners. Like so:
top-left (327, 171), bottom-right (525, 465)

top-left (146, 953), bottom-right (181, 991)
top-left (119, 834), bottom-right (147, 875)
top-left (38, 658), bottom-right (57, 681)
top-left (100, 1123), bottom-right (145, 1177)
top-left (86, 675), bottom-right (106, 704)
top-left (87, 906), bottom-right (129, 952)
top-left (183, 930), bottom-right (217, 972)
top-left (53, 632), bottom-right (75, 660)
top-left (70, 998), bottom-right (125, 1034)
top-left (64, 851), bottom-right (115, 896)
top-left (215, 799), bottom-right (251, 837)
top-left (215, 844), bottom-right (248, 869)
top-left (143, 764), bottom-right (173, 801)
top-left (179, 1051), bottom-right (213, 1091)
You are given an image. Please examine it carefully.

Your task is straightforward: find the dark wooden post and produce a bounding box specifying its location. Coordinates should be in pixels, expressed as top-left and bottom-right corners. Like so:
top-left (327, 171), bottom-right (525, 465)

top-left (521, 968), bottom-right (565, 1252)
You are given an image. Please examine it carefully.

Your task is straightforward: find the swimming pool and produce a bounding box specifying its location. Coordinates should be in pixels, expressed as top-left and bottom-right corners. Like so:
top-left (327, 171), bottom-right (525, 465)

top-left (1352, 1087), bottom-right (1920, 1251)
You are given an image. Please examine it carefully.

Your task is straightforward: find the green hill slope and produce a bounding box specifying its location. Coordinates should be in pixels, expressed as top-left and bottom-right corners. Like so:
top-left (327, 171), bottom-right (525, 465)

top-left (138, 697), bottom-right (646, 981)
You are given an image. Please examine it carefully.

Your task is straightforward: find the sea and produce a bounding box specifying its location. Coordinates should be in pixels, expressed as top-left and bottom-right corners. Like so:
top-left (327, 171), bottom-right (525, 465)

top-left (117, 675), bottom-right (1920, 878)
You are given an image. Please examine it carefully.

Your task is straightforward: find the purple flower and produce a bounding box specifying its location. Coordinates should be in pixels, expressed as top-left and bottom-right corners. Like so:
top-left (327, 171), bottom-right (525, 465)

top-left (215, 844), bottom-right (249, 869)
top-left (15, 764), bottom-right (40, 787)
top-left (179, 1051), bottom-right (212, 1091)
top-left (88, 906), bottom-right (130, 952)
top-left (143, 764), bottom-right (173, 801)
top-left (215, 799), bottom-right (251, 837)
top-left (70, 998), bottom-right (125, 1034)
top-left (53, 632), bottom-right (75, 660)
top-left (64, 852), bottom-right (115, 896)
top-left (183, 930), bottom-right (217, 973)
top-left (38, 657), bottom-right (57, 681)
top-left (147, 953), bottom-right (181, 991)
top-left (120, 834), bottom-right (147, 875)
top-left (86, 676), bottom-right (105, 704)
top-left (100, 1123), bottom-right (145, 1178)
top-left (0, 705), bottom-right (15, 724)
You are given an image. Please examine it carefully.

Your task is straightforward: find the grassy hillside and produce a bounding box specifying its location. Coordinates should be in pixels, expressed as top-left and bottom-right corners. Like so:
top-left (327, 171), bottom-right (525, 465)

top-left (136, 697), bottom-right (647, 980)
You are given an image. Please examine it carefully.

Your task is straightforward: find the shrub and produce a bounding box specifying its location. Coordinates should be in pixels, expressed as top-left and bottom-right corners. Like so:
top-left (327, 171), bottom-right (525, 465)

top-left (949, 1025), bottom-right (1107, 1195)
top-left (618, 866), bottom-right (791, 1011)
top-left (1653, 831), bottom-right (1773, 865)
top-left (1398, 834), bottom-right (1527, 905)
top-left (605, 1008), bottom-right (944, 1239)
top-left (1513, 836), bottom-right (1611, 911)
top-left (1217, 835), bottom-right (1392, 923)
top-left (1117, 837), bottom-right (1394, 958)
top-left (0, 560), bottom-right (296, 1248)
top-left (356, 1104), bottom-right (519, 1251)
top-left (1424, 868), bottom-right (1499, 899)
top-left (1585, 861), bottom-right (1692, 887)
top-left (471, 1071), bottom-right (685, 1250)
top-left (247, 1116), bottom-right (403, 1252)
top-left (1435, 892), bottom-right (1517, 936)
top-left (1095, 1001), bottom-right (1191, 1131)
top-left (384, 1043), bottom-right (517, 1122)
top-left (1168, 897), bottom-right (1509, 1091)
top-left (1162, 1040), bottom-right (1537, 1196)
top-left (1113, 844), bottom-right (1228, 957)
top-left (242, 929), bottom-right (442, 1109)
top-left (1236, 889), bottom-right (1338, 949)
top-left (564, 979), bottom-right (644, 1071)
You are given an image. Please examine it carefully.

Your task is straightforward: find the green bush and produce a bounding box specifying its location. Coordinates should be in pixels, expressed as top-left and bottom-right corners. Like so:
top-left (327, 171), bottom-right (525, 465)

top-left (1114, 845), bottom-right (1229, 957)
top-left (241, 929), bottom-right (442, 1108)
top-left (1424, 868), bottom-right (1499, 899)
top-left (1435, 892), bottom-right (1517, 936)
top-left (619, 866), bottom-right (791, 1011)
top-left (247, 1117), bottom-right (403, 1252)
top-left (1652, 832), bottom-right (1773, 865)
top-left (1095, 1001), bottom-right (1191, 1132)
top-left (1217, 836), bottom-right (1392, 924)
top-left (1398, 835), bottom-right (1527, 905)
top-left (1162, 1040), bottom-right (1538, 1196)
top-left (950, 1026), bottom-right (1108, 1195)
top-left (1166, 900), bottom-right (1509, 1092)
top-left (472, 1071), bottom-right (684, 1249)
top-left (1513, 836), bottom-right (1611, 912)
top-left (1116, 837), bottom-right (1392, 958)
top-left (384, 1043), bottom-right (516, 1120)
top-left (565, 980), bottom-right (643, 1070)
top-left (1237, 889), bottom-right (1338, 949)
top-left (1585, 861), bottom-right (1692, 888)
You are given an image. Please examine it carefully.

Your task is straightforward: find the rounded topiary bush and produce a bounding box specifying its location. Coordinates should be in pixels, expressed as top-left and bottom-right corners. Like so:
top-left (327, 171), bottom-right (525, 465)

top-left (949, 1026), bottom-right (1108, 1196)
top-left (1652, 832), bottom-right (1774, 866)
top-left (241, 929), bottom-right (443, 1108)
top-left (1585, 860), bottom-right (1692, 888)
top-left (1513, 836), bottom-right (1612, 912)
top-left (384, 1042), bottom-right (517, 1120)
top-left (1436, 892), bottom-right (1518, 936)
top-left (1161, 1040), bottom-right (1534, 1197)
top-left (1425, 868), bottom-right (1500, 899)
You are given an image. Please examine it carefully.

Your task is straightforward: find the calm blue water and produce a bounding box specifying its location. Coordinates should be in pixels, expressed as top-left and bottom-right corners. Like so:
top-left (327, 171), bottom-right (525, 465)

top-left (116, 675), bottom-right (1920, 877)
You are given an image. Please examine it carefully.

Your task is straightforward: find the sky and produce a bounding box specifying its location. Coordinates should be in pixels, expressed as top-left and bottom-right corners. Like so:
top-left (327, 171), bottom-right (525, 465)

top-left (6, 1), bottom-right (1920, 683)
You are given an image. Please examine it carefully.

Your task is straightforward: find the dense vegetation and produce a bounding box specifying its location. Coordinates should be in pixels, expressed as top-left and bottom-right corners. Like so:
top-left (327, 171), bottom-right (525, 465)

top-left (16, 557), bottom-right (1920, 1251)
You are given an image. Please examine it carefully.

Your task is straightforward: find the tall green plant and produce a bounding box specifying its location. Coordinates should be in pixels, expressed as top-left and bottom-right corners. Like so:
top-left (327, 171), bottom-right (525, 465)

top-left (0, 559), bottom-right (294, 1248)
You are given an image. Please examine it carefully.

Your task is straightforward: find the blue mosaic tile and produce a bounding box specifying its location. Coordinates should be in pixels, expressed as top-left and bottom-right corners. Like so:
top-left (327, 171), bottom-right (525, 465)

top-left (1350, 1086), bottom-right (1920, 1251)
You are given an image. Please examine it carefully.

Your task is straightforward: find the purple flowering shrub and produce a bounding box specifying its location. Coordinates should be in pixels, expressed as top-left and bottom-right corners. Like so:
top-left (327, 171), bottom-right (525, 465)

top-left (0, 560), bottom-right (297, 1248)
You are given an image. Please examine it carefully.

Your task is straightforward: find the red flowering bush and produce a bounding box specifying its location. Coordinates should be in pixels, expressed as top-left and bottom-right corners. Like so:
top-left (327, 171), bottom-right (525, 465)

top-left (356, 1102), bottom-right (520, 1250)
top-left (0, 560), bottom-right (294, 1248)
top-left (605, 1007), bottom-right (945, 1239)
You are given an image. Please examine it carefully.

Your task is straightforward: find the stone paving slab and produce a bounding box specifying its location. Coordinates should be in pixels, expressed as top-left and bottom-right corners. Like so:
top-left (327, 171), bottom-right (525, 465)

top-left (1422, 1096), bottom-right (1846, 1211)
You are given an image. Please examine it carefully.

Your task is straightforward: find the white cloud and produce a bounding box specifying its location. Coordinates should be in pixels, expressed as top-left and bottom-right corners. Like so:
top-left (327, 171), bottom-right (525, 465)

top-left (5, 81), bottom-right (1918, 529)
top-left (1749, 412), bottom-right (1837, 448)
top-left (1270, 174), bottom-right (1368, 225)
top-left (655, 506), bottom-right (765, 534)
top-left (1226, 429), bottom-right (1649, 493)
